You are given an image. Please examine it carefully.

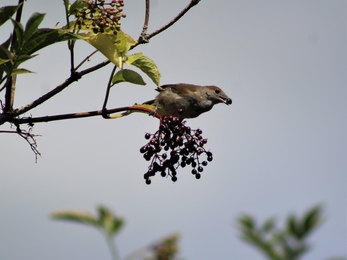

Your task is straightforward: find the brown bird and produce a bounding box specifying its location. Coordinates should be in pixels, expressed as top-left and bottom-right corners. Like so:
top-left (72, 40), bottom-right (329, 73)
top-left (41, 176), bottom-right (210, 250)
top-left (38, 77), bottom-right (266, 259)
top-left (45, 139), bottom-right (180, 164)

top-left (145, 83), bottom-right (232, 119)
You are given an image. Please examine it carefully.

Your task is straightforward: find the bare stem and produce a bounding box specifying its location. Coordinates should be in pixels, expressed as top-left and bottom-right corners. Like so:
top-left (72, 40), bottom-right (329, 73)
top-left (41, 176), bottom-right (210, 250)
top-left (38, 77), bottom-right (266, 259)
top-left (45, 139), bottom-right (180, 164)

top-left (10, 105), bottom-right (159, 125)
top-left (102, 65), bottom-right (117, 117)
top-left (134, 0), bottom-right (201, 47)
top-left (138, 0), bottom-right (150, 44)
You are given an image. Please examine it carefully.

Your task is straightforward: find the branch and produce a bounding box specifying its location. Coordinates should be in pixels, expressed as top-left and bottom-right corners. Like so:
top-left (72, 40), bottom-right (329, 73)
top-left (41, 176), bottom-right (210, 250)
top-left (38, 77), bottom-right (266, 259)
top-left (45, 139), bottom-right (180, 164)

top-left (11, 59), bottom-right (111, 117)
top-left (138, 0), bottom-right (150, 44)
top-left (0, 128), bottom-right (41, 162)
top-left (11, 105), bottom-right (159, 125)
top-left (135, 0), bottom-right (201, 46)
top-left (101, 65), bottom-right (117, 118)
top-left (4, 0), bottom-right (25, 112)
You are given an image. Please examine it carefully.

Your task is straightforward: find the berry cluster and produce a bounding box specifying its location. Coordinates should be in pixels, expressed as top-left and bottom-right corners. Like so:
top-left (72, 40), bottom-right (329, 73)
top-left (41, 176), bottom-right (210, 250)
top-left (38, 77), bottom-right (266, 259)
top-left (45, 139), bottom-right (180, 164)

top-left (74, 0), bottom-right (126, 34)
top-left (140, 115), bottom-right (213, 185)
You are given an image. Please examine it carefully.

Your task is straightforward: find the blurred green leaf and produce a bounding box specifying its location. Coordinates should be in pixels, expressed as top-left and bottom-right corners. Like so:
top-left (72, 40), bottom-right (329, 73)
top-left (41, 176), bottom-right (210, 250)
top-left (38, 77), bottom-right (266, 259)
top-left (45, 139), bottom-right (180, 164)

top-left (0, 4), bottom-right (22, 26)
top-left (131, 55), bottom-right (161, 87)
top-left (51, 209), bottom-right (99, 228)
top-left (11, 68), bottom-right (33, 75)
top-left (69, 0), bottom-right (88, 16)
top-left (287, 215), bottom-right (302, 239)
top-left (10, 18), bottom-right (24, 51)
top-left (0, 58), bottom-right (10, 66)
top-left (20, 28), bottom-right (81, 55)
top-left (238, 214), bottom-right (256, 231)
top-left (97, 205), bottom-right (124, 237)
top-left (23, 12), bottom-right (46, 44)
top-left (262, 217), bottom-right (276, 233)
top-left (112, 69), bottom-right (146, 86)
top-left (302, 205), bottom-right (322, 237)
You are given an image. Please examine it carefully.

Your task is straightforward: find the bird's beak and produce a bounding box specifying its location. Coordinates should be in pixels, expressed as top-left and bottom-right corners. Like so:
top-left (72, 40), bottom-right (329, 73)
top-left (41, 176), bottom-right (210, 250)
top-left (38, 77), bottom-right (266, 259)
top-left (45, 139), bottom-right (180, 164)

top-left (219, 96), bottom-right (232, 105)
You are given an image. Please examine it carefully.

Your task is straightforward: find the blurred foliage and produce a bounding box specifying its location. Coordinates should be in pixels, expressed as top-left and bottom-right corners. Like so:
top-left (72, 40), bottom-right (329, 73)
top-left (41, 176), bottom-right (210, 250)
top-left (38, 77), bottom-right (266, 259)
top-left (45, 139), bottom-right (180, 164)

top-left (52, 205), bottom-right (180, 260)
top-left (237, 205), bottom-right (346, 260)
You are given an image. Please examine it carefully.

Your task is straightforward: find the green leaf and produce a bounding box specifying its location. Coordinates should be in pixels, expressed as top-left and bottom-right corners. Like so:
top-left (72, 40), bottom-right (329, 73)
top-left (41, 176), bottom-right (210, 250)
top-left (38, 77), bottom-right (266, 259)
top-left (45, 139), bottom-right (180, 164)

top-left (23, 12), bottom-right (46, 44)
top-left (0, 4), bottom-right (22, 26)
top-left (15, 54), bottom-right (38, 65)
top-left (131, 55), bottom-right (161, 87)
top-left (287, 214), bottom-right (302, 239)
top-left (51, 210), bottom-right (99, 228)
top-left (11, 68), bottom-right (34, 75)
top-left (81, 32), bottom-right (122, 67)
top-left (0, 45), bottom-right (13, 60)
top-left (97, 205), bottom-right (124, 237)
top-left (302, 205), bottom-right (322, 236)
top-left (238, 215), bottom-right (256, 231)
top-left (10, 18), bottom-right (24, 51)
top-left (261, 217), bottom-right (276, 233)
top-left (80, 30), bottom-right (136, 68)
top-left (20, 28), bottom-right (81, 55)
top-left (125, 52), bottom-right (144, 66)
top-left (0, 58), bottom-right (10, 66)
top-left (69, 0), bottom-right (88, 16)
top-left (112, 69), bottom-right (146, 86)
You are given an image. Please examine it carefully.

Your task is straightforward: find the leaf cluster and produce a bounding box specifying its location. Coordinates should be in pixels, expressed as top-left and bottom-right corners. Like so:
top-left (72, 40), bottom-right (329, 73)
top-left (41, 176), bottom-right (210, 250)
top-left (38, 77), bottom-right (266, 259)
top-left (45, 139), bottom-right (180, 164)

top-left (237, 205), bottom-right (323, 260)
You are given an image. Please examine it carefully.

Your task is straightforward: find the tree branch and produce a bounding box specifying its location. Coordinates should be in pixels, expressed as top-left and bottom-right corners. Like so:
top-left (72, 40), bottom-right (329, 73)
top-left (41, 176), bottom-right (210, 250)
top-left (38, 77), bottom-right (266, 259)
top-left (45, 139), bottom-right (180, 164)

top-left (4, 0), bottom-right (25, 113)
top-left (10, 59), bottom-right (111, 117)
top-left (102, 65), bottom-right (117, 118)
top-left (135, 0), bottom-right (201, 47)
top-left (138, 0), bottom-right (150, 44)
top-left (11, 105), bottom-right (159, 125)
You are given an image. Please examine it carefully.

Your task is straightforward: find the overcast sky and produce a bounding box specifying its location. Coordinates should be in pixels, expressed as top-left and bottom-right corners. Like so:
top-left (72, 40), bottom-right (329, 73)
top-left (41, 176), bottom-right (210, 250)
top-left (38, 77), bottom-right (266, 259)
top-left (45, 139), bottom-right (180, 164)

top-left (0, 1), bottom-right (346, 260)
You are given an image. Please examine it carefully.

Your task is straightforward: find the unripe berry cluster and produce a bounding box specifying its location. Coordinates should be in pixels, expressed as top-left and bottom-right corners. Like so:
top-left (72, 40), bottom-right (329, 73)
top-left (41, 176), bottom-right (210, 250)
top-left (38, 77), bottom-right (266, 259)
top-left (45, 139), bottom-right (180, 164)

top-left (140, 115), bottom-right (213, 184)
top-left (74, 0), bottom-right (126, 34)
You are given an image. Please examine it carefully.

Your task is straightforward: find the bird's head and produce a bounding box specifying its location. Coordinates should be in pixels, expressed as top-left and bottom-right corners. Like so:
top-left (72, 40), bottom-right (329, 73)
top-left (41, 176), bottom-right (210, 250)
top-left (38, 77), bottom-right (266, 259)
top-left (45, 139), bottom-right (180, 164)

top-left (205, 86), bottom-right (232, 105)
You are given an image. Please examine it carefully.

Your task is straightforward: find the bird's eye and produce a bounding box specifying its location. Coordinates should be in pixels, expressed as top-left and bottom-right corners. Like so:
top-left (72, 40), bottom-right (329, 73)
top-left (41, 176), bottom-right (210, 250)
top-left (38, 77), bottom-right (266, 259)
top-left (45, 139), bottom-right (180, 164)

top-left (215, 89), bottom-right (220, 94)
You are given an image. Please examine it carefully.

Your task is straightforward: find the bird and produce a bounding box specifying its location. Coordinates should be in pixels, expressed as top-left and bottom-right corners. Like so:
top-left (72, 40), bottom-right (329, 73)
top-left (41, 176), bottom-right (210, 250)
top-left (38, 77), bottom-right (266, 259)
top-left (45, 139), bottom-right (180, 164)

top-left (144, 83), bottom-right (232, 119)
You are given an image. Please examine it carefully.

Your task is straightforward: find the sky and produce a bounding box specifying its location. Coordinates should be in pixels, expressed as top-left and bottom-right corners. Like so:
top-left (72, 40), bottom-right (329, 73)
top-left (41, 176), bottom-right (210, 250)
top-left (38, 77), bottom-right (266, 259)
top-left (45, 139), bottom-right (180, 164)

top-left (0, 1), bottom-right (346, 260)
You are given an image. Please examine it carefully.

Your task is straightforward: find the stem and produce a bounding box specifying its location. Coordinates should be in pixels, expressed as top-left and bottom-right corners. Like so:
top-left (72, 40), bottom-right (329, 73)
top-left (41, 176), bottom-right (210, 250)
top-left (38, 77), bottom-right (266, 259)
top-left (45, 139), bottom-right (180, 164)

top-left (133, 0), bottom-right (201, 48)
top-left (138, 0), bottom-right (150, 43)
top-left (11, 59), bottom-right (111, 117)
top-left (10, 105), bottom-right (159, 125)
top-left (102, 65), bottom-right (117, 117)
top-left (74, 50), bottom-right (98, 71)
top-left (104, 234), bottom-right (120, 260)
top-left (148, 0), bottom-right (200, 39)
top-left (4, 0), bottom-right (24, 112)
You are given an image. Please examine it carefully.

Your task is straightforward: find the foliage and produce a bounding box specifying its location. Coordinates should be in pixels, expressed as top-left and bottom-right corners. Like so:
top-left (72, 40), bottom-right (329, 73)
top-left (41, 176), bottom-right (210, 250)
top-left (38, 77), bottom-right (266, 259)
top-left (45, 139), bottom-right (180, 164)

top-left (51, 205), bottom-right (180, 260)
top-left (237, 205), bottom-right (326, 260)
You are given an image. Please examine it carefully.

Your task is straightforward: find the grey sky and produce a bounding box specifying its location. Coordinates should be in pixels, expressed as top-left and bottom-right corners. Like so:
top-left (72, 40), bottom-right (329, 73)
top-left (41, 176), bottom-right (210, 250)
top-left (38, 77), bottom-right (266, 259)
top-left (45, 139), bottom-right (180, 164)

top-left (0, 1), bottom-right (346, 259)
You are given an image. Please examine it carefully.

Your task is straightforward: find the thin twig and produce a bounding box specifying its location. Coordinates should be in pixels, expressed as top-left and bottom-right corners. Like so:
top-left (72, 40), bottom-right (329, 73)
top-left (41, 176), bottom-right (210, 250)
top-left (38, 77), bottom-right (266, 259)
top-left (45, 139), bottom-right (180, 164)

top-left (11, 105), bottom-right (158, 125)
top-left (0, 128), bottom-right (41, 162)
top-left (102, 65), bottom-right (117, 118)
top-left (4, 0), bottom-right (25, 112)
top-left (148, 0), bottom-right (200, 39)
top-left (10, 59), bottom-right (111, 117)
top-left (134, 0), bottom-right (201, 47)
top-left (138, 0), bottom-right (150, 44)
top-left (74, 50), bottom-right (98, 71)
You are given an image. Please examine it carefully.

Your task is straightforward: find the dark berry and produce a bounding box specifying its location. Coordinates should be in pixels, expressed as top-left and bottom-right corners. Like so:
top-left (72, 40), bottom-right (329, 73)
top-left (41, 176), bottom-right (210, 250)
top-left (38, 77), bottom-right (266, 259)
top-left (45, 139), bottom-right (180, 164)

top-left (207, 156), bottom-right (213, 162)
top-left (198, 166), bottom-right (203, 172)
top-left (195, 173), bottom-right (201, 179)
top-left (161, 171), bottom-right (166, 177)
top-left (191, 169), bottom-right (197, 175)
top-left (145, 179), bottom-right (151, 185)
top-left (145, 133), bottom-right (151, 139)
top-left (202, 161), bottom-right (208, 166)
top-left (171, 176), bottom-right (178, 182)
